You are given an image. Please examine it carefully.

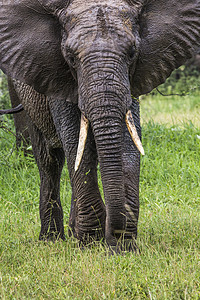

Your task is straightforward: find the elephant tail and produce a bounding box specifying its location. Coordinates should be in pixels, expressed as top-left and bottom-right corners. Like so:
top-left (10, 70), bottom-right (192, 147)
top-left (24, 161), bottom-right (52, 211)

top-left (0, 104), bottom-right (24, 115)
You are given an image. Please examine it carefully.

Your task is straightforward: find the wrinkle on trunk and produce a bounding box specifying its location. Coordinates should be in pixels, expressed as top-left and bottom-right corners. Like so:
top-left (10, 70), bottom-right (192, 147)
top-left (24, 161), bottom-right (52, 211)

top-left (78, 52), bottom-right (132, 117)
top-left (78, 56), bottom-right (133, 246)
top-left (91, 113), bottom-right (126, 245)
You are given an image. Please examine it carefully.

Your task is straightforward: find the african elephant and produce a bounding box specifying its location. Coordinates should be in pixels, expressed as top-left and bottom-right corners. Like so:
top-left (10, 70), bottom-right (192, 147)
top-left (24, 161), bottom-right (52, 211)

top-left (0, 0), bottom-right (199, 252)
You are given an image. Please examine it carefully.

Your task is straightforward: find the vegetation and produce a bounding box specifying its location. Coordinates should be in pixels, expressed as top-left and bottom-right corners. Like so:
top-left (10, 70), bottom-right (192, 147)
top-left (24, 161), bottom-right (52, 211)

top-left (152, 64), bottom-right (200, 96)
top-left (0, 71), bottom-right (9, 109)
top-left (0, 71), bottom-right (200, 299)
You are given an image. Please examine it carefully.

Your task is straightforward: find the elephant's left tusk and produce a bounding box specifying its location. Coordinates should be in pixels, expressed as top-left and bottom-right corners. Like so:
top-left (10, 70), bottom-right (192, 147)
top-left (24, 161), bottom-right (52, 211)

top-left (125, 110), bottom-right (145, 156)
top-left (75, 114), bottom-right (89, 172)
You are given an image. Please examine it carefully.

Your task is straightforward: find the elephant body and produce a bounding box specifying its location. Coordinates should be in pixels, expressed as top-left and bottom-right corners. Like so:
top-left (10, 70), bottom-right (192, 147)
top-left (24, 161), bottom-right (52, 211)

top-left (0, 0), bottom-right (199, 251)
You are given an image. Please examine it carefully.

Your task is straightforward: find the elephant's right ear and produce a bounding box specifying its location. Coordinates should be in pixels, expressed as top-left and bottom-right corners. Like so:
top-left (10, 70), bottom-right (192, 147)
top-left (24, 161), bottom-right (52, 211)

top-left (0, 0), bottom-right (71, 97)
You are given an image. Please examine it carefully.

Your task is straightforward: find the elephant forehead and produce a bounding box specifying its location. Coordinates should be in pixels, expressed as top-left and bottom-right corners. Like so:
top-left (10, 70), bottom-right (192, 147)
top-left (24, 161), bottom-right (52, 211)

top-left (66, 0), bottom-right (133, 31)
top-left (65, 0), bottom-right (136, 52)
top-left (68, 0), bottom-right (130, 13)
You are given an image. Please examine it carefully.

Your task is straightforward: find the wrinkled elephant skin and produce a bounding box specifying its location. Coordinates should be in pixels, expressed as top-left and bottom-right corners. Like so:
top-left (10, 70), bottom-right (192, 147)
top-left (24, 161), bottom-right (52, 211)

top-left (0, 0), bottom-right (199, 252)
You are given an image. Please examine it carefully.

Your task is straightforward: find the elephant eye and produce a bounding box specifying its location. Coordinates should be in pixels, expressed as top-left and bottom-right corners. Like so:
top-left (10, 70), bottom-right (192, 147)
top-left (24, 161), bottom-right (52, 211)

top-left (65, 51), bottom-right (77, 70)
top-left (129, 47), bottom-right (135, 61)
top-left (68, 55), bottom-right (76, 68)
top-left (65, 53), bottom-right (77, 80)
top-left (63, 45), bottom-right (77, 69)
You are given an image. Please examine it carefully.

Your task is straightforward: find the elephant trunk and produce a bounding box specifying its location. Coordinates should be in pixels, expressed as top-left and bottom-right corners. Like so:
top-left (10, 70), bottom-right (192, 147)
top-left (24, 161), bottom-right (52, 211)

top-left (76, 55), bottom-right (143, 246)
top-left (89, 102), bottom-right (126, 245)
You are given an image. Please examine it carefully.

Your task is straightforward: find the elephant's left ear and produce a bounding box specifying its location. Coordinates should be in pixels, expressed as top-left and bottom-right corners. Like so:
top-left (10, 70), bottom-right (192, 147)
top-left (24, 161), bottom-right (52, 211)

top-left (0, 0), bottom-right (71, 98)
top-left (132, 0), bottom-right (200, 97)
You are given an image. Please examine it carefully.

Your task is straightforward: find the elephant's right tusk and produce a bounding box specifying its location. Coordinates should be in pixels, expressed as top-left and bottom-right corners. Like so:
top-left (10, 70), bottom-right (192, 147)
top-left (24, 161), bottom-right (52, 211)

top-left (75, 114), bottom-right (89, 172)
top-left (125, 110), bottom-right (145, 156)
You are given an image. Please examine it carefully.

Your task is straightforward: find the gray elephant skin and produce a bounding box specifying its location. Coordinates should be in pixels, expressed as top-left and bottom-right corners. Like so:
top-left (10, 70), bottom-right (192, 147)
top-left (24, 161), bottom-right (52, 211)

top-left (0, 0), bottom-right (199, 252)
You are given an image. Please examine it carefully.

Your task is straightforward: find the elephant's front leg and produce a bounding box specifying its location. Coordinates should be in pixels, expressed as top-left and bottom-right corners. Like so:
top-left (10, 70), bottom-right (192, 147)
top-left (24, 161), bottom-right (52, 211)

top-left (122, 99), bottom-right (141, 250)
top-left (28, 120), bottom-right (65, 241)
top-left (71, 126), bottom-right (106, 243)
top-left (49, 100), bottom-right (106, 244)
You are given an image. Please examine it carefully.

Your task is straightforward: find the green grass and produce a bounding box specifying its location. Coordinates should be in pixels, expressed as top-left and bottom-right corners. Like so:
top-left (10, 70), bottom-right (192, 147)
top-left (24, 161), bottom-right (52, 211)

top-left (0, 92), bottom-right (200, 299)
top-left (141, 91), bottom-right (200, 127)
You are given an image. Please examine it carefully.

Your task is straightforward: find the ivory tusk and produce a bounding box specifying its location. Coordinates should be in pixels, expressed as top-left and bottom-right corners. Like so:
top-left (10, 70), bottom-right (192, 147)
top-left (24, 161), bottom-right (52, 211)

top-left (75, 114), bottom-right (89, 172)
top-left (125, 110), bottom-right (145, 156)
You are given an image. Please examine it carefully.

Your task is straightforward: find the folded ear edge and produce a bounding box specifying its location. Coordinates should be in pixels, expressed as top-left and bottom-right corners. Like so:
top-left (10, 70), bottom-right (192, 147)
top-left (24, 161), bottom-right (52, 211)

top-left (132, 0), bottom-right (200, 96)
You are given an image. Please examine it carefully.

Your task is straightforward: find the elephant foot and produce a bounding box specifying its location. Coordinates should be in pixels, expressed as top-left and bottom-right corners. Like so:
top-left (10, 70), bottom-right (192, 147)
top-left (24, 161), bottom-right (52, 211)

top-left (69, 225), bottom-right (105, 246)
top-left (106, 231), bottom-right (140, 254)
top-left (68, 213), bottom-right (105, 246)
top-left (108, 239), bottom-right (139, 255)
top-left (69, 199), bottom-right (106, 245)
top-left (39, 224), bottom-right (65, 242)
top-left (39, 232), bottom-right (66, 242)
top-left (39, 233), bottom-right (66, 242)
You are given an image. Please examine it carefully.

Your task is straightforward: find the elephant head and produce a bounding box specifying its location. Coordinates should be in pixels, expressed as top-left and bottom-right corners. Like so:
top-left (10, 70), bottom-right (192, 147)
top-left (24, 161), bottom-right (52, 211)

top-left (0, 0), bottom-right (199, 249)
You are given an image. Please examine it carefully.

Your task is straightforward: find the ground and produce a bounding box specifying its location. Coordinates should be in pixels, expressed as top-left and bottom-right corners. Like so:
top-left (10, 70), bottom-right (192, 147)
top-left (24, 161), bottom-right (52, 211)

top-left (0, 85), bottom-right (199, 299)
